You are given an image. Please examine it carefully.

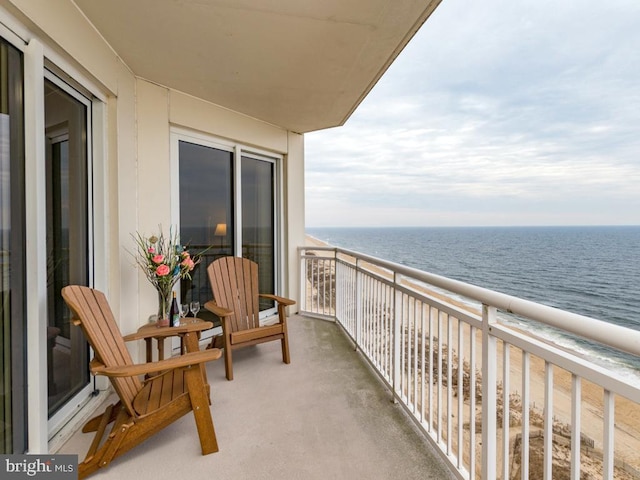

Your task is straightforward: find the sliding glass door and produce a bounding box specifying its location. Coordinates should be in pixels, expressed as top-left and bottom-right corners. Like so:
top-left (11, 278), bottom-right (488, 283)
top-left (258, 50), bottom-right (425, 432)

top-left (0, 36), bottom-right (26, 454)
top-left (241, 156), bottom-right (275, 310)
top-left (178, 141), bottom-right (234, 311)
top-left (177, 136), bottom-right (279, 324)
top-left (44, 75), bottom-right (91, 421)
top-left (1, 36), bottom-right (97, 450)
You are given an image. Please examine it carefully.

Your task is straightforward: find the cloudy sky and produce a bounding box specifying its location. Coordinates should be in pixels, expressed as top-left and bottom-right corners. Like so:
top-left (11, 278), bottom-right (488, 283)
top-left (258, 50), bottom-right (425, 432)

top-left (305, 0), bottom-right (640, 227)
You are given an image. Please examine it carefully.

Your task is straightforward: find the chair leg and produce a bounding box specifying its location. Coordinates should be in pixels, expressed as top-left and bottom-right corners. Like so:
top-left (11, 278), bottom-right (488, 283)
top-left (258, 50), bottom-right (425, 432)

top-left (221, 327), bottom-right (233, 380)
top-left (281, 322), bottom-right (291, 364)
top-left (278, 304), bottom-right (291, 364)
top-left (82, 401), bottom-right (122, 433)
top-left (224, 343), bottom-right (233, 381)
top-left (79, 408), bottom-right (131, 479)
top-left (281, 337), bottom-right (290, 364)
top-left (184, 366), bottom-right (219, 454)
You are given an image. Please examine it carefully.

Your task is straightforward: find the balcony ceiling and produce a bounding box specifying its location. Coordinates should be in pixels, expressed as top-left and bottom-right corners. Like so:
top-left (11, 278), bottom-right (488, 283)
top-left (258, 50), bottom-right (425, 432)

top-left (72, 0), bottom-right (442, 133)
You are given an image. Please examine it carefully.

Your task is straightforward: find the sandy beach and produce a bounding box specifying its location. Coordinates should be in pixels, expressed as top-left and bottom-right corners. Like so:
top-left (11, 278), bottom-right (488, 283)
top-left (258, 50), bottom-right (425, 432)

top-left (304, 234), bottom-right (640, 478)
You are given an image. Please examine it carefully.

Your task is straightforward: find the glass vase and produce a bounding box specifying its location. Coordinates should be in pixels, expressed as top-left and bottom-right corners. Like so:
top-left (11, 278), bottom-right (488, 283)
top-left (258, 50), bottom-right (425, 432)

top-left (157, 289), bottom-right (171, 327)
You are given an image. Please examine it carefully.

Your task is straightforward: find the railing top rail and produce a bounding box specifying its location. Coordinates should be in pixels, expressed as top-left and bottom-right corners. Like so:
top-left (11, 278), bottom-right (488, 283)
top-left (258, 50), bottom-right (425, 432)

top-left (299, 245), bottom-right (640, 358)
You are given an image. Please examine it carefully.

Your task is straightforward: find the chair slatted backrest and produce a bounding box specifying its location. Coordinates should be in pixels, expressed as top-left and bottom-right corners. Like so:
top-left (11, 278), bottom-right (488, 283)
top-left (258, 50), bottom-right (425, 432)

top-left (207, 257), bottom-right (260, 333)
top-left (61, 285), bottom-right (142, 417)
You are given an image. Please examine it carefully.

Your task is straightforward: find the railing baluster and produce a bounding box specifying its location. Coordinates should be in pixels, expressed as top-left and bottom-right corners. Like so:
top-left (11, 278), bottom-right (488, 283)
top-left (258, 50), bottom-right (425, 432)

top-left (428, 306), bottom-right (434, 433)
top-left (335, 260), bottom-right (341, 320)
top-left (403, 293), bottom-right (409, 402)
top-left (481, 304), bottom-right (497, 480)
top-left (414, 298), bottom-right (419, 411)
top-left (457, 318), bottom-right (464, 469)
top-left (314, 257), bottom-right (319, 313)
top-left (393, 273), bottom-right (401, 404)
top-left (570, 374), bottom-right (581, 480)
top-left (544, 362), bottom-right (553, 480)
top-left (318, 257), bottom-right (323, 315)
top-left (437, 308), bottom-right (443, 445)
top-left (300, 253), bottom-right (307, 312)
top-left (364, 274), bottom-right (369, 353)
top-left (603, 390), bottom-right (615, 479)
top-left (320, 257), bottom-right (324, 314)
top-left (385, 287), bottom-right (395, 378)
top-left (370, 276), bottom-right (375, 361)
top-left (470, 325), bottom-right (477, 480)
top-left (383, 280), bottom-right (387, 371)
top-left (522, 351), bottom-right (530, 480)
top-left (356, 258), bottom-right (362, 350)
top-left (330, 255), bottom-right (335, 314)
top-left (421, 302), bottom-right (427, 425)
top-left (326, 258), bottom-right (331, 315)
top-left (503, 342), bottom-right (511, 480)
top-left (447, 313), bottom-right (453, 455)
top-left (375, 278), bottom-right (380, 369)
top-left (407, 293), bottom-right (412, 404)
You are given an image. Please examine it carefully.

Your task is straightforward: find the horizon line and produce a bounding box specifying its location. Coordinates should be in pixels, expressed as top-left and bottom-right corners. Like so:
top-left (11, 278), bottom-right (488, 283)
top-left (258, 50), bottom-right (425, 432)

top-left (305, 224), bottom-right (640, 229)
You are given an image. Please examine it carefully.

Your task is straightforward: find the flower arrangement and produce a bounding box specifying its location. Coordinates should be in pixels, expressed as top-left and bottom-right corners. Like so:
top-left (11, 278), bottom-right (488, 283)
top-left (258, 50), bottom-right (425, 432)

top-left (133, 227), bottom-right (200, 325)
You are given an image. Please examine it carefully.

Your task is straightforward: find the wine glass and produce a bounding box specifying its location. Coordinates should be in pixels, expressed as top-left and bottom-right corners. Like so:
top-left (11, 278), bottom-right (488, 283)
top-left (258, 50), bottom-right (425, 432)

top-left (180, 304), bottom-right (188, 318)
top-left (190, 301), bottom-right (200, 320)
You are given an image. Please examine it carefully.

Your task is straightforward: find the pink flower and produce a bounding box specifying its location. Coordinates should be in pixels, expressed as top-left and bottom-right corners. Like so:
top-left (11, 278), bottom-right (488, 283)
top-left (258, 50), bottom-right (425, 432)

top-left (156, 264), bottom-right (170, 276)
top-left (148, 246), bottom-right (155, 254)
top-left (182, 257), bottom-right (195, 270)
top-left (152, 254), bottom-right (165, 264)
top-left (181, 251), bottom-right (190, 258)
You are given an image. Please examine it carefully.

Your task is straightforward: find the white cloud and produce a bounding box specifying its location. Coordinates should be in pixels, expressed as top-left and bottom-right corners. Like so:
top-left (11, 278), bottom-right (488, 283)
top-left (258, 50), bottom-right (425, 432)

top-left (305, 0), bottom-right (640, 227)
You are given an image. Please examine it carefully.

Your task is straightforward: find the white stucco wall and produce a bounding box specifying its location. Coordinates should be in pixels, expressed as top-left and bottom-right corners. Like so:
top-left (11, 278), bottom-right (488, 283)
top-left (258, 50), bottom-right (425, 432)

top-left (135, 79), bottom-right (304, 326)
top-left (2, 0), bottom-right (306, 452)
top-left (285, 131), bottom-right (305, 311)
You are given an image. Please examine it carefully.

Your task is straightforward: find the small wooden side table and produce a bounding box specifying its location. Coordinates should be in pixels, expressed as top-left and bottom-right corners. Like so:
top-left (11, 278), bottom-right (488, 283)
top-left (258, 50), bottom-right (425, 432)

top-left (123, 318), bottom-right (214, 362)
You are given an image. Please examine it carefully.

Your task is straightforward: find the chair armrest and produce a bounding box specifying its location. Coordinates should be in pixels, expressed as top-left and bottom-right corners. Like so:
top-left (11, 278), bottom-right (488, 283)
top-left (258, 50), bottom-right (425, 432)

top-left (204, 300), bottom-right (233, 317)
top-left (259, 293), bottom-right (296, 307)
top-left (123, 321), bottom-right (213, 342)
top-left (91, 349), bottom-right (222, 378)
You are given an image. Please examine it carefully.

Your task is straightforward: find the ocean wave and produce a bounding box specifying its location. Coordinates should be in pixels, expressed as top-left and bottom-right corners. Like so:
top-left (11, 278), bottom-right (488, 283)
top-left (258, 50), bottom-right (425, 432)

top-left (499, 314), bottom-right (640, 383)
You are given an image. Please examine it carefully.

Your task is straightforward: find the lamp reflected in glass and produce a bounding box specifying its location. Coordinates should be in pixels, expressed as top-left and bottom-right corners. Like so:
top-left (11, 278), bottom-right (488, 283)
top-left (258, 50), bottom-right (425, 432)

top-left (214, 223), bottom-right (227, 249)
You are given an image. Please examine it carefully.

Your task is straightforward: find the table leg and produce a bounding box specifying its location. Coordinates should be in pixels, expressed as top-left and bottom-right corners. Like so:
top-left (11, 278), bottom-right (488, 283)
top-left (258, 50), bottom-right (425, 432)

top-left (158, 339), bottom-right (165, 361)
top-left (145, 338), bottom-right (153, 363)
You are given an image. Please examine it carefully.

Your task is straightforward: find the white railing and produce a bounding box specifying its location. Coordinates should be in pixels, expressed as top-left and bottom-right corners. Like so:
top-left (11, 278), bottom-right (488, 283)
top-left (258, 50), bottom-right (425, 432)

top-left (299, 246), bottom-right (640, 480)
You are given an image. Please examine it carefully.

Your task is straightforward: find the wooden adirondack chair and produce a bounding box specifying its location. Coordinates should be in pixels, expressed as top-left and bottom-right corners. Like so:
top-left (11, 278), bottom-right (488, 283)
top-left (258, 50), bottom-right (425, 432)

top-left (61, 285), bottom-right (222, 479)
top-left (205, 256), bottom-right (295, 381)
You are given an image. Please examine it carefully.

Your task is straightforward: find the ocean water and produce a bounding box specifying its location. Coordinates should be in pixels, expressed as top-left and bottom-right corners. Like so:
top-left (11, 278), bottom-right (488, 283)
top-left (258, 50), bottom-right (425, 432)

top-left (306, 226), bottom-right (640, 377)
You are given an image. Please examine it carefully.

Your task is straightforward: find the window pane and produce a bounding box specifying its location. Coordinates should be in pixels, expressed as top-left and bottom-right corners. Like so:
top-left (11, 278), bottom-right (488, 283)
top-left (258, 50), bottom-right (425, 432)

top-left (241, 156), bottom-right (274, 309)
top-left (0, 37), bottom-right (25, 454)
top-left (179, 141), bottom-right (233, 314)
top-left (44, 78), bottom-right (90, 417)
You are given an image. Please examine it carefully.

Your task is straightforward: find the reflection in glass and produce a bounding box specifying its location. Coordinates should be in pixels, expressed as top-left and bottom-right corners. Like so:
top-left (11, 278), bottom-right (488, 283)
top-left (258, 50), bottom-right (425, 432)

top-left (0, 37), bottom-right (25, 453)
top-left (242, 156), bottom-right (275, 309)
top-left (179, 141), bottom-right (233, 315)
top-left (178, 140), bottom-right (278, 319)
top-left (44, 78), bottom-right (90, 417)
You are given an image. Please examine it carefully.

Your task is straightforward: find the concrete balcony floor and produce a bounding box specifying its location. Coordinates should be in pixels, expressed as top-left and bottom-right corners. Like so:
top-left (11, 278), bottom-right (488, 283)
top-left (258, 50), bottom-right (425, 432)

top-left (59, 314), bottom-right (452, 479)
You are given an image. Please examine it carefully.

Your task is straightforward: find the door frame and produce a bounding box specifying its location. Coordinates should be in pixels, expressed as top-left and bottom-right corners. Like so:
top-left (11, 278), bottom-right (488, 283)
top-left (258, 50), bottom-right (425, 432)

top-left (43, 69), bottom-right (96, 439)
top-left (1, 11), bottom-right (110, 453)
